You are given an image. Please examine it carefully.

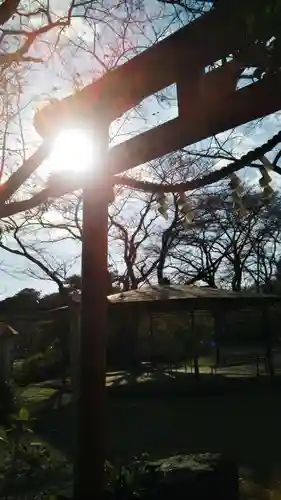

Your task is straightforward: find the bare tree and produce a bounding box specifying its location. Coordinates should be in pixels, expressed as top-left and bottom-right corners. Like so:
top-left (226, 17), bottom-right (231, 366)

top-left (0, 0), bottom-right (181, 285)
top-left (166, 186), bottom-right (281, 290)
top-left (0, 213), bottom-right (75, 294)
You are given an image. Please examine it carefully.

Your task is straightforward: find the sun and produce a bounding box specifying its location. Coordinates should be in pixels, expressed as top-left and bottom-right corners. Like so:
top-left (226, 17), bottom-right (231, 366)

top-left (48, 129), bottom-right (96, 174)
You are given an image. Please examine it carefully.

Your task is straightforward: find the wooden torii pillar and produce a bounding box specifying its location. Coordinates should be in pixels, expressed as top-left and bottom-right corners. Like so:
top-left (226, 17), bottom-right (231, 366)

top-left (33, 1), bottom-right (281, 498)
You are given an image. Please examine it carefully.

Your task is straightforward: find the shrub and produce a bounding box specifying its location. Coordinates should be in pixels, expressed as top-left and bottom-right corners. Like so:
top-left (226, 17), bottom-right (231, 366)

top-left (14, 346), bottom-right (64, 385)
top-left (104, 453), bottom-right (159, 500)
top-left (0, 405), bottom-right (66, 499)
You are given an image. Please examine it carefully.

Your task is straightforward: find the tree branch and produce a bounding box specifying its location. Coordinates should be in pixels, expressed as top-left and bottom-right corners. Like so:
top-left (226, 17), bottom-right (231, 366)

top-left (1, 129), bottom-right (281, 220)
top-left (0, 0), bottom-right (20, 27)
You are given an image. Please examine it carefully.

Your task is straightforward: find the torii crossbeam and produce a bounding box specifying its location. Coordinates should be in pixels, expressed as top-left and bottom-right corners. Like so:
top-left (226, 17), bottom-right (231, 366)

top-left (2, 0), bottom-right (281, 498)
top-left (34, 0), bottom-right (281, 175)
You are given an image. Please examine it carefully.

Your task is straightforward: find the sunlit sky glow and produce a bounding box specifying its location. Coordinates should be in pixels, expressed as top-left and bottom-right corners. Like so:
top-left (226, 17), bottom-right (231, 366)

top-left (48, 129), bottom-right (96, 174)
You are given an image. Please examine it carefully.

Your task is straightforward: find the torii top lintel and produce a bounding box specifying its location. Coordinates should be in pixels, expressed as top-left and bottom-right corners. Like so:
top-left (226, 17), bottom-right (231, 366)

top-left (34, 0), bottom-right (281, 176)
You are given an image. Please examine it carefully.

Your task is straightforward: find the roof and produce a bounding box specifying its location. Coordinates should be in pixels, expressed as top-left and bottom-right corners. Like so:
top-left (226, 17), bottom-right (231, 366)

top-left (106, 285), bottom-right (281, 310)
top-left (0, 285), bottom-right (278, 321)
top-left (0, 322), bottom-right (18, 337)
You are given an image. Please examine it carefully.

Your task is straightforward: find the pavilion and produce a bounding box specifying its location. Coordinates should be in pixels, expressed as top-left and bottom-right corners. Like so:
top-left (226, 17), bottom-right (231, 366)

top-left (48, 284), bottom-right (278, 380)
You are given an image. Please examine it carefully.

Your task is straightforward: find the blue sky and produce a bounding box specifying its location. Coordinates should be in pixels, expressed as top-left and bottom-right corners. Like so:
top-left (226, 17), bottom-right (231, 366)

top-left (0, 1), bottom-right (281, 299)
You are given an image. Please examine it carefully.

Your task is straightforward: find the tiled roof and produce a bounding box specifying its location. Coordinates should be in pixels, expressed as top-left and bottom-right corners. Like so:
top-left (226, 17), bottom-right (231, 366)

top-left (107, 285), bottom-right (280, 304)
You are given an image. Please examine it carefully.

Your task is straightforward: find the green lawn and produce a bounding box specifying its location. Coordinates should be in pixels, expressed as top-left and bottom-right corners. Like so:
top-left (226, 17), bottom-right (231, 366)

top-left (19, 384), bottom-right (57, 412)
top-left (11, 370), bottom-right (281, 498)
top-left (107, 391), bottom-right (281, 499)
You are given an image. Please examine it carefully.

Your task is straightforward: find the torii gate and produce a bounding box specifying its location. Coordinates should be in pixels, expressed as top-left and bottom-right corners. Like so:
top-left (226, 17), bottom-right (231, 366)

top-left (1, 0), bottom-right (281, 498)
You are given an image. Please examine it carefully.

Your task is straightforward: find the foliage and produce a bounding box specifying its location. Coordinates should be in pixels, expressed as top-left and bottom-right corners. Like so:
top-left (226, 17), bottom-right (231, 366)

top-left (104, 454), bottom-right (161, 500)
top-left (0, 400), bottom-right (67, 499)
top-left (15, 346), bottom-right (63, 385)
top-left (0, 448), bottom-right (161, 499)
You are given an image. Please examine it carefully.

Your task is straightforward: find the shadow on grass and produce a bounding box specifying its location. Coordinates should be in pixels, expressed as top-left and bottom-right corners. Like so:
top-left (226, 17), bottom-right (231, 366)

top-left (33, 371), bottom-right (281, 491)
top-left (107, 368), bottom-right (281, 397)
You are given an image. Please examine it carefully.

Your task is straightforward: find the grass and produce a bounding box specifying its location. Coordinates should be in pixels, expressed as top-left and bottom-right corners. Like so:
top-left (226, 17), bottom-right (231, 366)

top-left (19, 384), bottom-right (57, 412)
top-left (108, 382), bottom-right (281, 482)
top-left (29, 373), bottom-right (281, 490)
top-left (8, 366), bottom-right (281, 498)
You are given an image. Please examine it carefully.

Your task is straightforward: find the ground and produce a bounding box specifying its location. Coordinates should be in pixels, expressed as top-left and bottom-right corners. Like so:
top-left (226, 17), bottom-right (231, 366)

top-left (14, 364), bottom-right (281, 499)
top-left (5, 354), bottom-right (281, 498)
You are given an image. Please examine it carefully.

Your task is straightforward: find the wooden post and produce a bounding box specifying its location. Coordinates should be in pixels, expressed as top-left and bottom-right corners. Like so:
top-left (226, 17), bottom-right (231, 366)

top-left (262, 307), bottom-right (275, 378)
top-left (191, 309), bottom-right (200, 380)
top-left (69, 294), bottom-right (80, 397)
top-left (75, 120), bottom-right (109, 500)
top-left (149, 312), bottom-right (155, 371)
top-left (213, 310), bottom-right (222, 365)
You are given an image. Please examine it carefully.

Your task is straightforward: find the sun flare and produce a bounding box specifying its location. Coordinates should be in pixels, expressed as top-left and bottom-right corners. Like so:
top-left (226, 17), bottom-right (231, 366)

top-left (49, 129), bottom-right (96, 174)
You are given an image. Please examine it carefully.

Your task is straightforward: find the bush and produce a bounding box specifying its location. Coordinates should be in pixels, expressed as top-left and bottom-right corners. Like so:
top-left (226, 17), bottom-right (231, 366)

top-left (0, 404), bottom-right (67, 499)
top-left (14, 346), bottom-right (64, 385)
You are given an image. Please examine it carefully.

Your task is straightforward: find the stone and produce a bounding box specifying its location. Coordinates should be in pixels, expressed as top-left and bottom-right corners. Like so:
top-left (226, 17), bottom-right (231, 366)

top-left (148, 454), bottom-right (239, 500)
